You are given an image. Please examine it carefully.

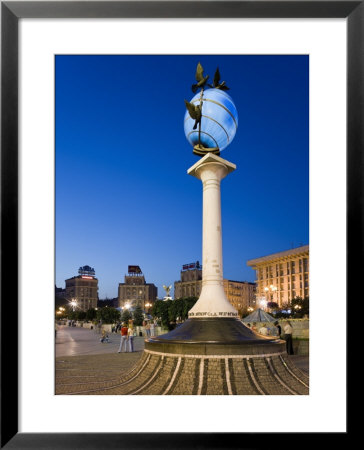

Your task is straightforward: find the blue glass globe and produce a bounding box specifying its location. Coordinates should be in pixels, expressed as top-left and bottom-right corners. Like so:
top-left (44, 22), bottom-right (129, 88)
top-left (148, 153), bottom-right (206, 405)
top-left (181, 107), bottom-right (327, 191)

top-left (184, 88), bottom-right (238, 152)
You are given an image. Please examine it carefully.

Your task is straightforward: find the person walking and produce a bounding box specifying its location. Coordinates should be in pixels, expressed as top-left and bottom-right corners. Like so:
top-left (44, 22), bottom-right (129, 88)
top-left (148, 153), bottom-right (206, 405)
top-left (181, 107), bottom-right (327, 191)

top-left (118, 323), bottom-right (128, 353)
top-left (283, 320), bottom-right (294, 355)
top-left (128, 324), bottom-right (134, 352)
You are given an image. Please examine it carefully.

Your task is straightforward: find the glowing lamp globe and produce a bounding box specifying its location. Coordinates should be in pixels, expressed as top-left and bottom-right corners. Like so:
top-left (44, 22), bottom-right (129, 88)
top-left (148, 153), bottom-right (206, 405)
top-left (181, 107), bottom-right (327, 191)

top-left (184, 88), bottom-right (238, 155)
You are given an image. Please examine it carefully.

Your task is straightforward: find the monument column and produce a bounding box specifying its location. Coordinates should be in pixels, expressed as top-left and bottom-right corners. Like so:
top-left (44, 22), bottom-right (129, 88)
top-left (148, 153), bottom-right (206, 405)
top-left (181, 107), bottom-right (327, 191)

top-left (187, 153), bottom-right (238, 319)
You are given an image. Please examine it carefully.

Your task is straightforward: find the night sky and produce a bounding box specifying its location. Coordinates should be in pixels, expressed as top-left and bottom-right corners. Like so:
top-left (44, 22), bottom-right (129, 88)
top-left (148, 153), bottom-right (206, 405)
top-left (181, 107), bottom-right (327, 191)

top-left (56, 55), bottom-right (309, 299)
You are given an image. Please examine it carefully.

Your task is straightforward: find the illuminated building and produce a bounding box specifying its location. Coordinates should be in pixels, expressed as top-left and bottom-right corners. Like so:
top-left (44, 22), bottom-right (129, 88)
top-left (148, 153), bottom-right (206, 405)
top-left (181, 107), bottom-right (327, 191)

top-left (174, 262), bottom-right (256, 312)
top-left (247, 245), bottom-right (309, 307)
top-left (118, 265), bottom-right (157, 310)
top-left (223, 279), bottom-right (256, 312)
top-left (174, 261), bottom-right (203, 299)
top-left (65, 265), bottom-right (99, 311)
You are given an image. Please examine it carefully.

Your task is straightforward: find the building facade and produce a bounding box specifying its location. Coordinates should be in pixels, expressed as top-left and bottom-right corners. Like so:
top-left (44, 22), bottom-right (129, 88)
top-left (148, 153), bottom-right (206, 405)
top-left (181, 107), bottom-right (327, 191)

top-left (247, 245), bottom-right (309, 307)
top-left (118, 265), bottom-right (157, 310)
top-left (174, 262), bottom-right (256, 312)
top-left (223, 279), bottom-right (256, 312)
top-left (65, 265), bottom-right (99, 311)
top-left (174, 262), bottom-right (203, 299)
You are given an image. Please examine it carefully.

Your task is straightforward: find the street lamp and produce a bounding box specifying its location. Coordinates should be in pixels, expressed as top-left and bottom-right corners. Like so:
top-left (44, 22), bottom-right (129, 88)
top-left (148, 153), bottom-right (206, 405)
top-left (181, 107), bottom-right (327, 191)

top-left (70, 299), bottom-right (78, 312)
top-left (258, 297), bottom-right (267, 310)
top-left (294, 304), bottom-right (302, 315)
top-left (264, 285), bottom-right (278, 305)
top-left (145, 302), bottom-right (152, 313)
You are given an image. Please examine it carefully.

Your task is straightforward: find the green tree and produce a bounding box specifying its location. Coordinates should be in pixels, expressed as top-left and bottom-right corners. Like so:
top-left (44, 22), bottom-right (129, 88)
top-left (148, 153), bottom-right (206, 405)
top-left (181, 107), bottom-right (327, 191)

top-left (86, 308), bottom-right (97, 321)
top-left (77, 311), bottom-right (86, 321)
top-left (182, 297), bottom-right (198, 320)
top-left (151, 300), bottom-right (170, 328)
top-left (121, 308), bottom-right (132, 324)
top-left (67, 310), bottom-right (78, 321)
top-left (291, 296), bottom-right (309, 318)
top-left (96, 307), bottom-right (121, 324)
top-left (133, 306), bottom-right (144, 326)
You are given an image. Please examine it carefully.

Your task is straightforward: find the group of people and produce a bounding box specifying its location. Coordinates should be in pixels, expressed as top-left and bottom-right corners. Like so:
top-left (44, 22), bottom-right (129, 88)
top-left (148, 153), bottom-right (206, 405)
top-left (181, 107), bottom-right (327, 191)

top-left (117, 322), bottom-right (135, 353)
top-left (143, 320), bottom-right (156, 337)
top-left (246, 320), bottom-right (294, 355)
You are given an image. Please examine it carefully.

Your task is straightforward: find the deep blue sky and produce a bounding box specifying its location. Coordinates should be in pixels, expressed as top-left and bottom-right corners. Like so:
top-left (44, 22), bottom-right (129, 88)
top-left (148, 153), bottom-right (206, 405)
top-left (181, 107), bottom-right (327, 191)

top-left (56, 55), bottom-right (309, 299)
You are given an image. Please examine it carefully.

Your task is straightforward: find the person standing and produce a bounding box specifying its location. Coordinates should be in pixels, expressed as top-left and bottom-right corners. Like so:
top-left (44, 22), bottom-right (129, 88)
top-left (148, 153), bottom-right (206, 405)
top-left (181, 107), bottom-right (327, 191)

top-left (274, 321), bottom-right (282, 338)
top-left (118, 323), bottom-right (128, 353)
top-left (145, 321), bottom-right (151, 338)
top-left (128, 325), bottom-right (134, 352)
top-left (283, 320), bottom-right (294, 355)
top-left (150, 320), bottom-right (155, 337)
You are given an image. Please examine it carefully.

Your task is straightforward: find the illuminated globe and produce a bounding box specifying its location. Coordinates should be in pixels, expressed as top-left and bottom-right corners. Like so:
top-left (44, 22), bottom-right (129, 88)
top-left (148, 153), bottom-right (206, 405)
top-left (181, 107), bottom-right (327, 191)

top-left (184, 88), bottom-right (238, 154)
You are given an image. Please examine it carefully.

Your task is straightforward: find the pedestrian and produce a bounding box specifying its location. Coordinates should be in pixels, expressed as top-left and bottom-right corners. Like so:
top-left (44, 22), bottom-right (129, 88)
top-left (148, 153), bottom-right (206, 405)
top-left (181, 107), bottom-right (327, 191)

top-left (283, 320), bottom-right (294, 355)
top-left (118, 323), bottom-right (128, 353)
top-left (128, 324), bottom-right (134, 352)
top-left (145, 321), bottom-right (151, 338)
top-left (274, 320), bottom-right (282, 338)
top-left (150, 320), bottom-right (155, 337)
top-left (252, 322), bottom-right (257, 332)
top-left (259, 323), bottom-right (268, 336)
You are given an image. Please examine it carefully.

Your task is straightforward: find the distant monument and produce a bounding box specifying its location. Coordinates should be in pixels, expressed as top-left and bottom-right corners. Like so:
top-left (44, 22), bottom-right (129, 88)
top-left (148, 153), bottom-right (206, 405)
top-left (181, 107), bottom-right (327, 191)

top-left (162, 284), bottom-right (173, 301)
top-left (111, 63), bottom-right (309, 395)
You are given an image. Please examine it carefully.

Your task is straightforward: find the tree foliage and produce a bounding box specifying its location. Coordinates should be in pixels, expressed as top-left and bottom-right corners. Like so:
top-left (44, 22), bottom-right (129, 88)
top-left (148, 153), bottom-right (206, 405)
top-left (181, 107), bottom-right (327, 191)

top-left (291, 296), bottom-right (309, 318)
top-left (151, 297), bottom-right (197, 327)
top-left (267, 302), bottom-right (279, 310)
top-left (132, 306), bottom-right (144, 326)
top-left (121, 309), bottom-right (132, 324)
top-left (96, 307), bottom-right (121, 324)
top-left (86, 308), bottom-right (97, 321)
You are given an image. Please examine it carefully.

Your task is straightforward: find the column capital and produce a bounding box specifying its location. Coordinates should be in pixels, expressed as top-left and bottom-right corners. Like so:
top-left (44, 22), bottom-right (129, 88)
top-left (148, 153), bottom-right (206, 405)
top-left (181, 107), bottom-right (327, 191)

top-left (187, 153), bottom-right (236, 180)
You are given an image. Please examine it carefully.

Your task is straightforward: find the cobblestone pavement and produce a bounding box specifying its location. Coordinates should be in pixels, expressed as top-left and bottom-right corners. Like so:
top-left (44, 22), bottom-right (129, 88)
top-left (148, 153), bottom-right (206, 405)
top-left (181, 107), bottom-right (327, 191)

top-left (55, 326), bottom-right (309, 395)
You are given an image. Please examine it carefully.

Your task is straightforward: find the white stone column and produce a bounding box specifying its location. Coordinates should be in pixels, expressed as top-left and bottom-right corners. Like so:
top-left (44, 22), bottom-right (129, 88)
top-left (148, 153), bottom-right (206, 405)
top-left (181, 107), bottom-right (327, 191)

top-left (187, 153), bottom-right (238, 319)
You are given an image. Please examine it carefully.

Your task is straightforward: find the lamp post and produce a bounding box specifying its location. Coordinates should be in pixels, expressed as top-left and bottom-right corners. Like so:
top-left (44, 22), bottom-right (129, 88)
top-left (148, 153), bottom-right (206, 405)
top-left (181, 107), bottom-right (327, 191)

top-left (264, 285), bottom-right (278, 307)
top-left (258, 297), bottom-right (267, 311)
top-left (70, 298), bottom-right (77, 312)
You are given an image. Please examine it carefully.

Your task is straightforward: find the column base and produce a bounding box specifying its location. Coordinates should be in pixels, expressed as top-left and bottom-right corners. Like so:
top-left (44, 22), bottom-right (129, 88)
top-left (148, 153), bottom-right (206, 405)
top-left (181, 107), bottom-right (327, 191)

top-left (145, 318), bottom-right (284, 356)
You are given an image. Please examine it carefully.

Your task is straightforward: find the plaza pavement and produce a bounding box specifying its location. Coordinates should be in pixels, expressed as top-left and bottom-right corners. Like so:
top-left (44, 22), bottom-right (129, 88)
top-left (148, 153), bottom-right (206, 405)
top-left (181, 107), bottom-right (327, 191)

top-left (55, 325), bottom-right (309, 395)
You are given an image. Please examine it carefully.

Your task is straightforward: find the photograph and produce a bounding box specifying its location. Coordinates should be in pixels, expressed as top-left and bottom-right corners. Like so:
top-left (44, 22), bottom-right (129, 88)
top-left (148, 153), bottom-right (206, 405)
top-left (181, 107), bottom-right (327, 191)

top-left (1, 0), bottom-right (355, 444)
top-left (55, 55), bottom-right (309, 395)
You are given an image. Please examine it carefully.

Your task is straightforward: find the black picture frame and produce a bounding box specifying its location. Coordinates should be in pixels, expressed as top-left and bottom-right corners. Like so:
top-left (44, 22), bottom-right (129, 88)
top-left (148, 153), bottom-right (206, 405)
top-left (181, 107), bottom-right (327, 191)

top-left (1, 1), bottom-right (356, 448)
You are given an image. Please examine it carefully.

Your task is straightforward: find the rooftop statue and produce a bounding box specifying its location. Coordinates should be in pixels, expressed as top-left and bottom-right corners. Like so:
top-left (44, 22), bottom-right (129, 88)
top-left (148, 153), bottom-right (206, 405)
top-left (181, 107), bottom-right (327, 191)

top-left (162, 285), bottom-right (172, 297)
